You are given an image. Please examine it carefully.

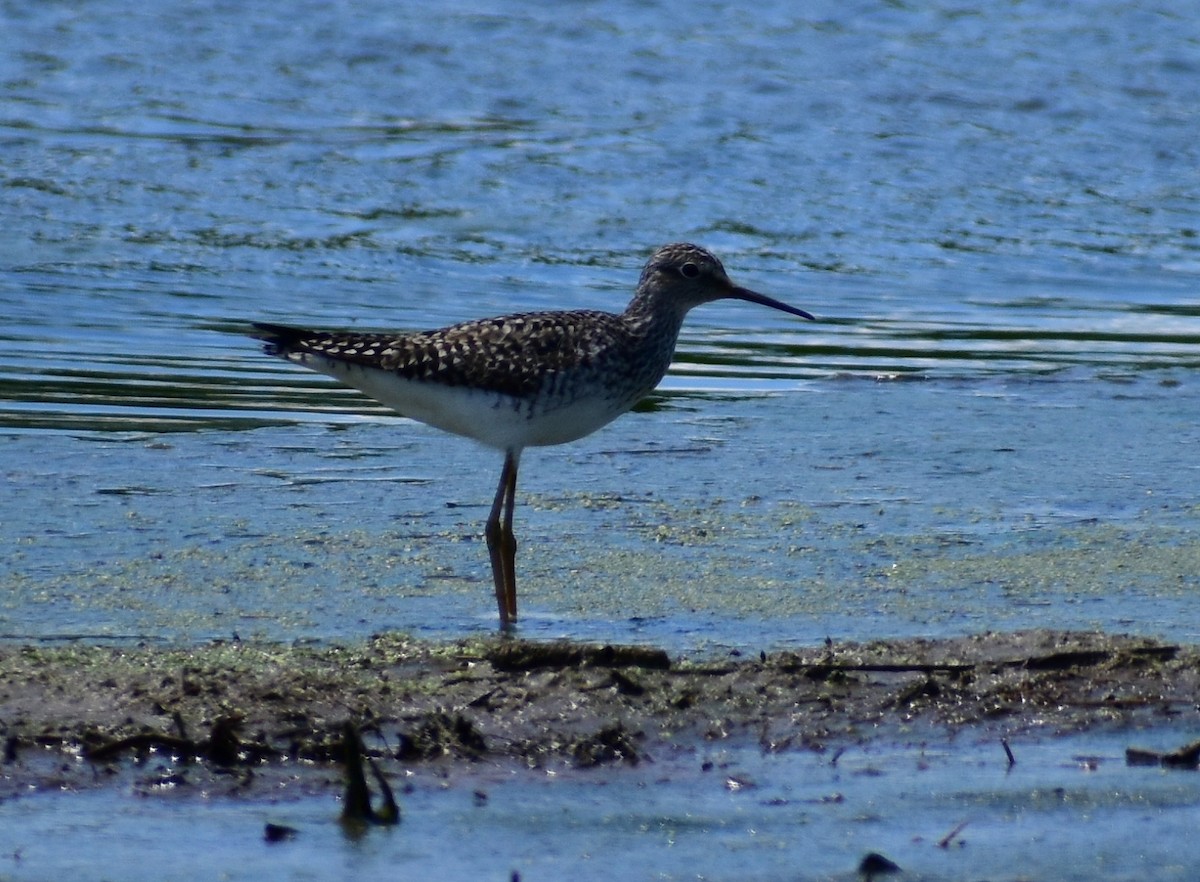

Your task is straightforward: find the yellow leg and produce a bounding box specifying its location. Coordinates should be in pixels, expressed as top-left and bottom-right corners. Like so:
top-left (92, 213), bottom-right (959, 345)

top-left (485, 450), bottom-right (520, 629)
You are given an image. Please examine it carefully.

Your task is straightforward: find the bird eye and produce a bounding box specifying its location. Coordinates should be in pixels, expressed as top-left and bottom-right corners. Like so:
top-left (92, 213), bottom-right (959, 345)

top-left (679, 262), bottom-right (700, 279)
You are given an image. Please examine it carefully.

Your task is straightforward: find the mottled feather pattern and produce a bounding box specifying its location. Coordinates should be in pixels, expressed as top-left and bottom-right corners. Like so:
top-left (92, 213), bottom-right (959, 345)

top-left (253, 244), bottom-right (810, 411)
top-left (254, 309), bottom-right (669, 401)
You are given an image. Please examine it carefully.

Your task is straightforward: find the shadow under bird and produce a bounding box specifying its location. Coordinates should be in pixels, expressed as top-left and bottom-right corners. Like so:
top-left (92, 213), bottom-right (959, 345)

top-left (252, 243), bottom-right (814, 629)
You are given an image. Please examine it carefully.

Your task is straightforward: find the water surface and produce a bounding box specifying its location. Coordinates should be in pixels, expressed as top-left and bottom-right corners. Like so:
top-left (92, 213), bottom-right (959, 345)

top-left (2, 0), bottom-right (1197, 648)
top-left (4, 733), bottom-right (1199, 881)
top-left (2, 0), bottom-right (1199, 435)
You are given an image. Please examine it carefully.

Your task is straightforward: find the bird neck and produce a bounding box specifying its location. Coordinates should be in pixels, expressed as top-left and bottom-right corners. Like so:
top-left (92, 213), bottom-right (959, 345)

top-left (622, 290), bottom-right (690, 344)
top-left (617, 293), bottom-right (690, 393)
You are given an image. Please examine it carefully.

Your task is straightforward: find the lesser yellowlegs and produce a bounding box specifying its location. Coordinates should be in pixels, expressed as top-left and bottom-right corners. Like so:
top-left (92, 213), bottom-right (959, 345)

top-left (253, 243), bottom-right (813, 629)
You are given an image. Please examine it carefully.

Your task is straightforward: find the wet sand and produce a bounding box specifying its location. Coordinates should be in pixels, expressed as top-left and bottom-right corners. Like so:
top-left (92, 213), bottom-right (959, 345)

top-left (2, 629), bottom-right (1196, 798)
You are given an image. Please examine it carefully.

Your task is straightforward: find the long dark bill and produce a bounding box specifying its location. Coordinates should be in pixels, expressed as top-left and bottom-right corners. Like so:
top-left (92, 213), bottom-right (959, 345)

top-left (731, 286), bottom-right (815, 321)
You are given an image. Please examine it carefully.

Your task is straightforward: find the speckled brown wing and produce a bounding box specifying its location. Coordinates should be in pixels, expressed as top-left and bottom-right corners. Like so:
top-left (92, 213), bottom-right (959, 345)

top-left (253, 311), bottom-right (632, 399)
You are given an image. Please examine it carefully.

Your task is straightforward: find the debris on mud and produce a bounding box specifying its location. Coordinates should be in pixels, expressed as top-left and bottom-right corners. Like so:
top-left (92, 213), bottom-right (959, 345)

top-left (1126, 737), bottom-right (1200, 770)
top-left (1, 629), bottom-right (1196, 796)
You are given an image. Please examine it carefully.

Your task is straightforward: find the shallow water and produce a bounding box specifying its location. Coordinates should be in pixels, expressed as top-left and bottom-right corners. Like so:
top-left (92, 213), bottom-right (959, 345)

top-left (3, 0), bottom-right (1200, 878)
top-left (4, 732), bottom-right (1200, 882)
top-left (3, 377), bottom-right (1200, 649)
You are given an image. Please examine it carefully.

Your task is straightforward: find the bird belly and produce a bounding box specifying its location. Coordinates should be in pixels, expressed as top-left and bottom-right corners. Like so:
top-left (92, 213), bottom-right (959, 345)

top-left (304, 358), bottom-right (636, 451)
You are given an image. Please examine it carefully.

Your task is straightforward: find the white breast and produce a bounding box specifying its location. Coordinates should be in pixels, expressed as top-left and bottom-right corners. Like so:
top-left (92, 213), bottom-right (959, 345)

top-left (304, 357), bottom-right (637, 452)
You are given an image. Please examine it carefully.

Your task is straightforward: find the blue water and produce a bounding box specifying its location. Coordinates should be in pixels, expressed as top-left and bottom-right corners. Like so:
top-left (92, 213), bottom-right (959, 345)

top-left (3, 0), bottom-right (1200, 642)
top-left (2, 0), bottom-right (1199, 635)
top-left (2, 0), bottom-right (1199, 437)
top-left (4, 733), bottom-right (1200, 882)
top-left (4, 380), bottom-right (1199, 648)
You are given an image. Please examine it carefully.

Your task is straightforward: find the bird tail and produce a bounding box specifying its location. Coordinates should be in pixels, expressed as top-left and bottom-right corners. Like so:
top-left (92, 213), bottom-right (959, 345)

top-left (249, 322), bottom-right (312, 357)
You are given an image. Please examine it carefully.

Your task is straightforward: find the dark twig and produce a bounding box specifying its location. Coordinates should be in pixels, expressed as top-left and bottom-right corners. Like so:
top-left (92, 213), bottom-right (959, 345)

top-left (1001, 738), bottom-right (1016, 768)
top-left (938, 820), bottom-right (969, 849)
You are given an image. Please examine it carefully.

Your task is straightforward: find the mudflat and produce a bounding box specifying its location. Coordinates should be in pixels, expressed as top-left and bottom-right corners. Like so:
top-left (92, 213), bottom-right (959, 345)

top-left (2, 630), bottom-right (1196, 797)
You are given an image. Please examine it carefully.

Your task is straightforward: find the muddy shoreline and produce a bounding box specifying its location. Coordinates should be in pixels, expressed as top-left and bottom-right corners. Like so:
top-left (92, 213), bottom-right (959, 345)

top-left (2, 630), bottom-right (1197, 798)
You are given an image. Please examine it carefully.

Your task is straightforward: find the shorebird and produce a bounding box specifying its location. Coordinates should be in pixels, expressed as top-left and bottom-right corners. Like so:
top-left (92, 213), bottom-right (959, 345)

top-left (253, 243), bottom-right (813, 629)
